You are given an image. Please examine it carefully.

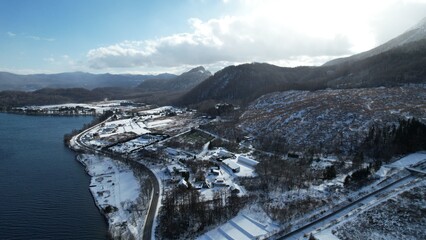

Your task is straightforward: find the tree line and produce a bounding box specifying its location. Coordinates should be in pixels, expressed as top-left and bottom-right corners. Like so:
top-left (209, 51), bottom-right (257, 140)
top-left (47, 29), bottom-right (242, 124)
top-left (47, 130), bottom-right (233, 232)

top-left (157, 187), bottom-right (249, 239)
top-left (359, 118), bottom-right (426, 162)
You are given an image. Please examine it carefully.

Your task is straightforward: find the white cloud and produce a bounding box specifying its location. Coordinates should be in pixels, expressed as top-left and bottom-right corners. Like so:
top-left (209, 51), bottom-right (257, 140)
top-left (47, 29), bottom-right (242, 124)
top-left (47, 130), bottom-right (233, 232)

top-left (87, 16), bottom-right (350, 69)
top-left (6, 31), bottom-right (16, 37)
top-left (27, 35), bottom-right (55, 42)
top-left (86, 0), bottom-right (426, 70)
top-left (5, 31), bottom-right (55, 42)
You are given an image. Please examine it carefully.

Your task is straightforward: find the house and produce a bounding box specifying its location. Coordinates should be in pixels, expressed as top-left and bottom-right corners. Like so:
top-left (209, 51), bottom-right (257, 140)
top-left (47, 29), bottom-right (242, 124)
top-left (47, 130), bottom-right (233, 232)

top-left (166, 163), bottom-right (188, 176)
top-left (237, 155), bottom-right (259, 167)
top-left (165, 147), bottom-right (178, 156)
top-left (223, 159), bottom-right (240, 173)
top-left (193, 182), bottom-right (204, 189)
top-left (214, 176), bottom-right (227, 186)
top-left (210, 169), bottom-right (221, 176)
top-left (218, 148), bottom-right (233, 158)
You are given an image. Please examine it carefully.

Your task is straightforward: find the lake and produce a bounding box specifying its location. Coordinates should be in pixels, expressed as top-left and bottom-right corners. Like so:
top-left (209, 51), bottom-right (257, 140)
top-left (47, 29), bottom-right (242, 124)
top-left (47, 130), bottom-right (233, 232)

top-left (0, 113), bottom-right (108, 240)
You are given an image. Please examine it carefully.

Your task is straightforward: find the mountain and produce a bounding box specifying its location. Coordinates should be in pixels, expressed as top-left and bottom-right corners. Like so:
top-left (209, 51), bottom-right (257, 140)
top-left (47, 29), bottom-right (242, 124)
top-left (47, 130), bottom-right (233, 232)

top-left (180, 39), bottom-right (426, 106)
top-left (324, 17), bottom-right (426, 66)
top-left (0, 67), bottom-right (211, 108)
top-left (178, 63), bottom-right (331, 106)
top-left (179, 19), bottom-right (426, 107)
top-left (136, 66), bottom-right (212, 92)
top-left (0, 71), bottom-right (176, 91)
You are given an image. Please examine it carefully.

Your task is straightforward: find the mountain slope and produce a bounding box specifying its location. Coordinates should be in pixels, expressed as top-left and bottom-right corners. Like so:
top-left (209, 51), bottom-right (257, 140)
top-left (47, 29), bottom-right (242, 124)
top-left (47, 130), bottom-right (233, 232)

top-left (239, 87), bottom-right (426, 154)
top-left (324, 17), bottom-right (426, 66)
top-left (323, 39), bottom-right (426, 88)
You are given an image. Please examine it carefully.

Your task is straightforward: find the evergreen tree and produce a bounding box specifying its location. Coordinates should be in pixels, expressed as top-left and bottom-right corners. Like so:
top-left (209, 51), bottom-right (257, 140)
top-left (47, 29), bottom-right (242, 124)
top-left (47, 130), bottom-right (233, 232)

top-left (323, 165), bottom-right (337, 180)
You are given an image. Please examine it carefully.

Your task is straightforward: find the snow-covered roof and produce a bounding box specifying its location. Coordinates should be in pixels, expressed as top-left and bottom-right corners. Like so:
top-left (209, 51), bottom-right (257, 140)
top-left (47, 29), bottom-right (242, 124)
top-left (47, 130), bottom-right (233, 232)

top-left (223, 159), bottom-right (240, 170)
top-left (237, 155), bottom-right (259, 167)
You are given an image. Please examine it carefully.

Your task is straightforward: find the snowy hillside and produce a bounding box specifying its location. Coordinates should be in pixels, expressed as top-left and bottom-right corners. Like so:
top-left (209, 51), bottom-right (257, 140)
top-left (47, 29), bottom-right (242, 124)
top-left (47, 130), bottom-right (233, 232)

top-left (240, 87), bottom-right (426, 154)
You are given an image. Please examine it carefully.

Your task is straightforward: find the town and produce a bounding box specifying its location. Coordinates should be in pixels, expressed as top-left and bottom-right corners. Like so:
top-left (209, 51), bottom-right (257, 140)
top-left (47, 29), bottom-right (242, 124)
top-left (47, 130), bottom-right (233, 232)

top-left (30, 99), bottom-right (424, 240)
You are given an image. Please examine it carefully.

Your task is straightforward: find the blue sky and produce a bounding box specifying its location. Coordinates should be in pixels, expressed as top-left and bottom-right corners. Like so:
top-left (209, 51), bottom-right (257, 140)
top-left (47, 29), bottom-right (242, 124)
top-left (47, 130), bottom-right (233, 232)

top-left (1, 0), bottom-right (426, 74)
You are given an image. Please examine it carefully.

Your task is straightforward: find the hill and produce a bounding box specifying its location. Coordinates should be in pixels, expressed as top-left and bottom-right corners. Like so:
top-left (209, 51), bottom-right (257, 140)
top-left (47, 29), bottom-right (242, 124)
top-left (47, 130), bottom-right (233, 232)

top-left (239, 87), bottom-right (426, 155)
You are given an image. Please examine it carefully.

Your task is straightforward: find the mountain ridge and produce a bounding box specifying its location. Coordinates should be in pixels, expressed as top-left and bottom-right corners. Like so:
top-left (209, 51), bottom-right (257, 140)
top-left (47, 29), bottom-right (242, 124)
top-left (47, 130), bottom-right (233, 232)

top-left (0, 71), bottom-right (176, 91)
top-left (136, 66), bottom-right (212, 92)
top-left (178, 35), bottom-right (426, 106)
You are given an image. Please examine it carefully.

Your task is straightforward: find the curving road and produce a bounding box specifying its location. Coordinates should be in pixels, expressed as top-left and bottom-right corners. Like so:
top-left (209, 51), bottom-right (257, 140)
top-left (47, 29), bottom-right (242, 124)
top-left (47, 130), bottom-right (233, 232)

top-left (71, 120), bottom-right (160, 240)
top-left (141, 164), bottom-right (160, 240)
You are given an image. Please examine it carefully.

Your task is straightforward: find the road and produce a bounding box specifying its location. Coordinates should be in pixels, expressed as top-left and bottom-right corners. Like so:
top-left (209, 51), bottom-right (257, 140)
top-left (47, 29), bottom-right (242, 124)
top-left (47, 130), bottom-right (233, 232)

top-left (71, 120), bottom-right (160, 240)
top-left (141, 163), bottom-right (160, 240)
top-left (274, 174), bottom-right (415, 239)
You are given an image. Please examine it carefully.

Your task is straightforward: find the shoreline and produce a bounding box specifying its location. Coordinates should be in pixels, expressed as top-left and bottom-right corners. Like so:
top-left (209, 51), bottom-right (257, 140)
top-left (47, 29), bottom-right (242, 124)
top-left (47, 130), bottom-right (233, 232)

top-left (75, 154), bottom-right (150, 240)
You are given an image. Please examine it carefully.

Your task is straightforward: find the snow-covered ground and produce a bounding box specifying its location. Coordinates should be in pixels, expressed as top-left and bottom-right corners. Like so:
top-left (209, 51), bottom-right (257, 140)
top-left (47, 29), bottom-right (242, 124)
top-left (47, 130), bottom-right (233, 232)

top-left (278, 152), bottom-right (426, 240)
top-left (146, 119), bottom-right (173, 129)
top-left (313, 178), bottom-right (426, 240)
top-left (77, 154), bottom-right (148, 239)
top-left (80, 107), bottom-right (186, 150)
top-left (21, 100), bottom-right (137, 114)
top-left (109, 134), bottom-right (164, 153)
top-left (197, 205), bottom-right (279, 240)
top-left (102, 118), bottom-right (151, 136)
top-left (139, 106), bottom-right (175, 115)
top-left (389, 152), bottom-right (426, 169)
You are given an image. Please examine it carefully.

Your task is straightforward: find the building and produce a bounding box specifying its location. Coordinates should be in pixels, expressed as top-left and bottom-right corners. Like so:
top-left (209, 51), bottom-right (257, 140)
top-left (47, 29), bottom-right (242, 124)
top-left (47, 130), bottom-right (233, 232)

top-left (223, 159), bottom-right (240, 173)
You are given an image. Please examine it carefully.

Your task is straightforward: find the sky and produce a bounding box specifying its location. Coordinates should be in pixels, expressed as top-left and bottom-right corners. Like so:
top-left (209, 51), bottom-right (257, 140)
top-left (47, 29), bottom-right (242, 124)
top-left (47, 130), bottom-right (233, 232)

top-left (1, 0), bottom-right (426, 75)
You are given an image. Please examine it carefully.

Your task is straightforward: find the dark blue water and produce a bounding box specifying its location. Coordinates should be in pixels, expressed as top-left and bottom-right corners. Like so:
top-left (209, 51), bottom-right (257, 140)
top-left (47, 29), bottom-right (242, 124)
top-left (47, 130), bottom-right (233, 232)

top-left (0, 113), bottom-right (108, 240)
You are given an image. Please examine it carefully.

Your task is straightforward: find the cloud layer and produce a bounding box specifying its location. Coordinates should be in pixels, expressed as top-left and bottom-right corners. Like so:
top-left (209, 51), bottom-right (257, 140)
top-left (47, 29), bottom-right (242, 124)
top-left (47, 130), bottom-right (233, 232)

top-left (86, 0), bottom-right (426, 71)
top-left (87, 16), bottom-right (351, 69)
